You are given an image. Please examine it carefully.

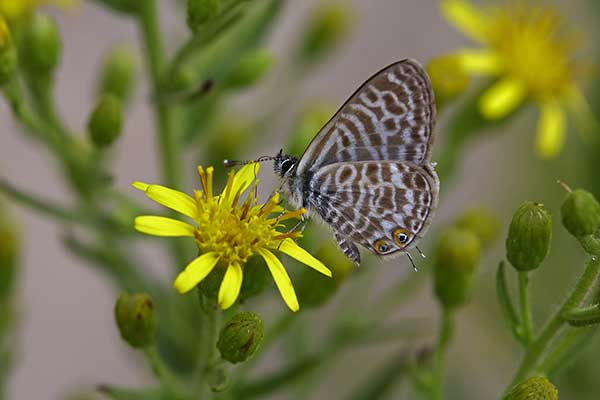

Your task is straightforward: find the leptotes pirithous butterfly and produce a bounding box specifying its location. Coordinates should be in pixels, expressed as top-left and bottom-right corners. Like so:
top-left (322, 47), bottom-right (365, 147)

top-left (230, 59), bottom-right (439, 266)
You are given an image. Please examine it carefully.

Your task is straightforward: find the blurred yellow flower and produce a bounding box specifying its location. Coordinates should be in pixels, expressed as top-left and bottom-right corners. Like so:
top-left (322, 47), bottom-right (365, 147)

top-left (133, 163), bottom-right (331, 312)
top-left (0, 0), bottom-right (77, 21)
top-left (440, 0), bottom-right (594, 158)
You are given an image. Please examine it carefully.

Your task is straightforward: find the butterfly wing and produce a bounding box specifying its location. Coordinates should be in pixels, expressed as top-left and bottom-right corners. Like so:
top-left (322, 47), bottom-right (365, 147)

top-left (306, 160), bottom-right (439, 259)
top-left (296, 59), bottom-right (436, 175)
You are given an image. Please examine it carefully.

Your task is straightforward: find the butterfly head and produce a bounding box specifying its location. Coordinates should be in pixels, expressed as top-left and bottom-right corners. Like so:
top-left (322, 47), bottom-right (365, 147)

top-left (273, 149), bottom-right (298, 178)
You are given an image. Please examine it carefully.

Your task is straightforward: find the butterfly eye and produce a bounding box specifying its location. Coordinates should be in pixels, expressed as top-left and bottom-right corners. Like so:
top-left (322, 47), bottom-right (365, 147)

top-left (374, 239), bottom-right (392, 254)
top-left (280, 159), bottom-right (295, 174)
top-left (393, 228), bottom-right (411, 246)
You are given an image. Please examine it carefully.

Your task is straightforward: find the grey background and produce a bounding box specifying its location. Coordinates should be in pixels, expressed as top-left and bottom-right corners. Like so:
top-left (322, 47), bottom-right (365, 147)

top-left (0, 0), bottom-right (592, 399)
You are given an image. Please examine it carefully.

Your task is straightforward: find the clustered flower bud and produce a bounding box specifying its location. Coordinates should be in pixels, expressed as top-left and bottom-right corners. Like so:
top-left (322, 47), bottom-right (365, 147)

top-left (97, 45), bottom-right (137, 102)
top-left (217, 312), bottom-right (263, 364)
top-left (506, 202), bottom-right (552, 271)
top-left (225, 49), bottom-right (273, 90)
top-left (561, 189), bottom-right (600, 238)
top-left (187, 0), bottom-right (221, 34)
top-left (88, 94), bottom-right (124, 148)
top-left (298, 3), bottom-right (352, 64)
top-left (505, 376), bottom-right (558, 400)
top-left (426, 54), bottom-right (470, 108)
top-left (455, 207), bottom-right (500, 248)
top-left (114, 293), bottom-right (157, 348)
top-left (0, 17), bottom-right (17, 85)
top-left (20, 13), bottom-right (62, 76)
top-left (434, 226), bottom-right (481, 309)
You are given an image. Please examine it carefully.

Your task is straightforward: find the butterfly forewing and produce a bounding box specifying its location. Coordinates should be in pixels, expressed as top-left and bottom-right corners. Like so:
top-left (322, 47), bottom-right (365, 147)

top-left (296, 59), bottom-right (436, 174)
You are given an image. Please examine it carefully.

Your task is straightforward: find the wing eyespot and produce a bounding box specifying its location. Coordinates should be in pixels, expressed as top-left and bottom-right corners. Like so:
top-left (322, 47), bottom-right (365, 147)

top-left (393, 228), bottom-right (411, 247)
top-left (374, 239), bottom-right (393, 255)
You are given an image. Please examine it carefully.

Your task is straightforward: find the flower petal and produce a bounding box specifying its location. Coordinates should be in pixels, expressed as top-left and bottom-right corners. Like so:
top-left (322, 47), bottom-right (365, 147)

top-left (134, 216), bottom-right (195, 237)
top-left (231, 162), bottom-right (260, 198)
top-left (479, 78), bottom-right (527, 119)
top-left (133, 182), bottom-right (197, 219)
top-left (173, 252), bottom-right (220, 293)
top-left (454, 49), bottom-right (503, 75)
top-left (278, 239), bottom-right (332, 277)
top-left (257, 248), bottom-right (299, 312)
top-left (536, 100), bottom-right (566, 159)
top-left (441, 0), bottom-right (488, 42)
top-left (218, 263), bottom-right (243, 310)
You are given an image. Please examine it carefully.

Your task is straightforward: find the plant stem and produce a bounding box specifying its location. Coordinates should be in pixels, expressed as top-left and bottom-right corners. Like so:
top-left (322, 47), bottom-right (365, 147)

top-left (537, 327), bottom-right (596, 376)
top-left (193, 292), bottom-right (220, 398)
top-left (144, 346), bottom-right (185, 398)
top-left (137, 0), bottom-right (188, 268)
top-left (508, 256), bottom-right (600, 388)
top-left (518, 271), bottom-right (534, 343)
top-left (431, 307), bottom-right (454, 400)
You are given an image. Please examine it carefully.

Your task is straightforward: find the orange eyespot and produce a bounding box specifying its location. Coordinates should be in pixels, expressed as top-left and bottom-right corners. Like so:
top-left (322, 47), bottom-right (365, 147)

top-left (393, 228), bottom-right (411, 246)
top-left (374, 239), bottom-right (392, 254)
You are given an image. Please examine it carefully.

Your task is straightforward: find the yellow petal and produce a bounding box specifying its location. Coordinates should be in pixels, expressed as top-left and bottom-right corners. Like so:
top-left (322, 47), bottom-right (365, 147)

top-left (566, 86), bottom-right (598, 142)
top-left (134, 216), bottom-right (195, 237)
top-left (173, 252), bottom-right (220, 293)
top-left (132, 182), bottom-right (197, 218)
top-left (218, 263), bottom-right (243, 310)
top-left (454, 49), bottom-right (503, 75)
top-left (278, 239), bottom-right (332, 277)
top-left (440, 0), bottom-right (488, 42)
top-left (536, 100), bottom-right (566, 159)
top-left (257, 248), bottom-right (299, 312)
top-left (231, 162), bottom-right (260, 198)
top-left (479, 78), bottom-right (527, 119)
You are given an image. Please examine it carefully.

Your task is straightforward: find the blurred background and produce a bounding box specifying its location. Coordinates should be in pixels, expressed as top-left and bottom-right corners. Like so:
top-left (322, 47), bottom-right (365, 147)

top-left (1, 0), bottom-right (599, 399)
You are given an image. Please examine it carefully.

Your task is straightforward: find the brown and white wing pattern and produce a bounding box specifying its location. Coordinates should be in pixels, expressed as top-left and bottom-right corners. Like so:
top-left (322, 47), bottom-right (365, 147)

top-left (304, 160), bottom-right (439, 262)
top-left (296, 59), bottom-right (436, 175)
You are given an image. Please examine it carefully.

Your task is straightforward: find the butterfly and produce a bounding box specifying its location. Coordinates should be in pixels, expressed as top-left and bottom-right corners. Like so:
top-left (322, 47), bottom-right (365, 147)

top-left (229, 59), bottom-right (439, 266)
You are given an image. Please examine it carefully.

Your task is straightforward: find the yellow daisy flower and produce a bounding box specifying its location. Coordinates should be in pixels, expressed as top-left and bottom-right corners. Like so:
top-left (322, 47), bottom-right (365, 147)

top-left (440, 0), bottom-right (594, 158)
top-left (0, 0), bottom-right (77, 21)
top-left (133, 163), bottom-right (331, 312)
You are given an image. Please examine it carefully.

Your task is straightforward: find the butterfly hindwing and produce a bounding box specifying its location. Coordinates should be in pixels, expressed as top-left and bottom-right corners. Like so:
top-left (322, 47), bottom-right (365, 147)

top-left (306, 160), bottom-right (439, 258)
top-left (296, 59), bottom-right (436, 175)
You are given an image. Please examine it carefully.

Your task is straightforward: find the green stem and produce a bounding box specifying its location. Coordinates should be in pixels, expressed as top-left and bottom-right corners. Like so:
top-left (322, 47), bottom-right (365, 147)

top-left (193, 292), bottom-right (220, 398)
top-left (508, 256), bottom-right (600, 388)
top-left (562, 304), bottom-right (600, 326)
top-left (431, 307), bottom-right (454, 400)
top-left (579, 235), bottom-right (600, 256)
top-left (537, 327), bottom-right (596, 376)
top-left (518, 271), bottom-right (534, 343)
top-left (137, 0), bottom-right (188, 268)
top-left (144, 346), bottom-right (185, 398)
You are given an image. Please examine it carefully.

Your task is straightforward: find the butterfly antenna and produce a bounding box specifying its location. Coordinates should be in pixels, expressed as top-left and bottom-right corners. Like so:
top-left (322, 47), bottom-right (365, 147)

top-left (406, 252), bottom-right (418, 272)
top-left (223, 155), bottom-right (276, 168)
top-left (416, 246), bottom-right (427, 259)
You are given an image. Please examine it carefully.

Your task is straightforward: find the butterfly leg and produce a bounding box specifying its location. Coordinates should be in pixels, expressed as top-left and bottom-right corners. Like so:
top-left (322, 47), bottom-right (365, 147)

top-left (416, 246), bottom-right (427, 259)
top-left (406, 252), bottom-right (418, 272)
top-left (333, 232), bottom-right (361, 266)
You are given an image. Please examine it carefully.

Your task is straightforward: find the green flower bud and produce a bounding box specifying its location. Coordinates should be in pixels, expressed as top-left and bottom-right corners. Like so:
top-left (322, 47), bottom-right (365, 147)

top-left (88, 94), bottom-right (124, 148)
top-left (97, 45), bottom-right (137, 102)
top-left (92, 0), bottom-right (141, 14)
top-left (0, 205), bottom-right (19, 300)
top-left (288, 103), bottom-right (335, 156)
top-left (225, 49), bottom-right (273, 89)
top-left (217, 312), bottom-right (263, 364)
top-left (238, 256), bottom-right (271, 302)
top-left (506, 202), bottom-right (552, 271)
top-left (298, 3), bottom-right (352, 64)
top-left (114, 293), bottom-right (157, 348)
top-left (187, 0), bottom-right (221, 34)
top-left (426, 54), bottom-right (470, 108)
top-left (561, 189), bottom-right (600, 238)
top-left (20, 13), bottom-right (62, 76)
top-left (505, 376), bottom-right (558, 400)
top-left (0, 17), bottom-right (17, 85)
top-left (434, 227), bottom-right (481, 309)
top-left (295, 241), bottom-right (354, 307)
top-left (455, 207), bottom-right (500, 248)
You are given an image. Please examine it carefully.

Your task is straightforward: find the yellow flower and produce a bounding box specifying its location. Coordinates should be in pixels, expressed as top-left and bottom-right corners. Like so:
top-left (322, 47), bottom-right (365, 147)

top-left (133, 163), bottom-right (331, 312)
top-left (0, 0), bottom-right (77, 21)
top-left (440, 0), bottom-right (594, 158)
